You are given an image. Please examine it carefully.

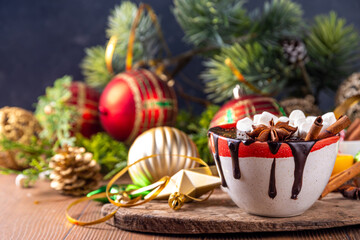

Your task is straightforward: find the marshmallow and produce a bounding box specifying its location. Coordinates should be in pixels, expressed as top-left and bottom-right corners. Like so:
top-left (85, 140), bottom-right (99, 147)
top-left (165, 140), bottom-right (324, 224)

top-left (322, 112), bottom-right (336, 125)
top-left (236, 117), bottom-right (253, 139)
top-left (289, 110), bottom-right (306, 122)
top-left (253, 114), bottom-right (261, 125)
top-left (236, 117), bottom-right (253, 132)
top-left (320, 122), bottom-right (331, 134)
top-left (293, 117), bottom-right (306, 128)
top-left (277, 116), bottom-right (290, 123)
top-left (306, 116), bottom-right (317, 124)
top-left (298, 121), bottom-right (312, 139)
top-left (258, 111), bottom-right (278, 126)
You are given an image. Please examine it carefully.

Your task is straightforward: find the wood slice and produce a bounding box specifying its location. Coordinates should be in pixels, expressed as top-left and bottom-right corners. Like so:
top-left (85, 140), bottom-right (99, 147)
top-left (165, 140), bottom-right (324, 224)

top-left (101, 189), bottom-right (360, 234)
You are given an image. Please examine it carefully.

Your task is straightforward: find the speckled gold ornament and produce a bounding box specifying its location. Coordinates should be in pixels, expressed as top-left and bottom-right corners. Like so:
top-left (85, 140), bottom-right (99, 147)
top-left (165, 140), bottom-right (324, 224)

top-left (335, 73), bottom-right (360, 121)
top-left (0, 107), bottom-right (42, 170)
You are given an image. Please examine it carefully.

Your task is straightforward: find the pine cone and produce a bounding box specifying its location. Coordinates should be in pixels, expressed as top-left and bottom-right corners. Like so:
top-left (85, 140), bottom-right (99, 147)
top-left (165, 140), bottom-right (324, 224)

top-left (335, 73), bottom-right (360, 121)
top-left (281, 39), bottom-right (308, 65)
top-left (280, 95), bottom-right (322, 116)
top-left (49, 146), bottom-right (101, 196)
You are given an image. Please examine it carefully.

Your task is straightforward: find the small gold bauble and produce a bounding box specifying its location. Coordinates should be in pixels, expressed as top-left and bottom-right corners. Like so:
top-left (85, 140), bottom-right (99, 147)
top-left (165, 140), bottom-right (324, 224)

top-left (0, 107), bottom-right (42, 170)
top-left (168, 192), bottom-right (186, 210)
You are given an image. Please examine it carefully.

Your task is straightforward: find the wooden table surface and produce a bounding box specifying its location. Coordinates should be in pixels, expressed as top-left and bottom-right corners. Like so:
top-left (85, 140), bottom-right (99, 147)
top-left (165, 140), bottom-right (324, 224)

top-left (1, 174), bottom-right (360, 240)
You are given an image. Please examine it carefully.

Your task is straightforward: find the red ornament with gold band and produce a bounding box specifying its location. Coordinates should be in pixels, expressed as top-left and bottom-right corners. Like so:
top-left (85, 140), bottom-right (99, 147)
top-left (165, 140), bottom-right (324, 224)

top-left (67, 82), bottom-right (102, 138)
top-left (99, 69), bottom-right (177, 144)
top-left (210, 94), bottom-right (284, 128)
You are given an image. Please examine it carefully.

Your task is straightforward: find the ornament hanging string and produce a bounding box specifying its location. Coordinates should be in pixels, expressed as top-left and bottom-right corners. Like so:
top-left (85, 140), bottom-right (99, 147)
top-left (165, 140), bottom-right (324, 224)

top-left (105, 3), bottom-right (171, 74)
top-left (333, 95), bottom-right (360, 119)
top-left (66, 154), bottom-right (213, 226)
top-left (225, 58), bottom-right (266, 96)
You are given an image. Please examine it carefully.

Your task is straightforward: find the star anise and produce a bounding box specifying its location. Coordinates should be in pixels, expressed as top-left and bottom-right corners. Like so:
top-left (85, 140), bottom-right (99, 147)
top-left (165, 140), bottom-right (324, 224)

top-left (247, 119), bottom-right (298, 142)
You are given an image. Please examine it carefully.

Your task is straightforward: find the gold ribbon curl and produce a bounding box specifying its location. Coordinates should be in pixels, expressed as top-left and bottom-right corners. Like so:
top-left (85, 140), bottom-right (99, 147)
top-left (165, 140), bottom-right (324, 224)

top-left (66, 154), bottom-right (213, 226)
top-left (334, 95), bottom-right (360, 119)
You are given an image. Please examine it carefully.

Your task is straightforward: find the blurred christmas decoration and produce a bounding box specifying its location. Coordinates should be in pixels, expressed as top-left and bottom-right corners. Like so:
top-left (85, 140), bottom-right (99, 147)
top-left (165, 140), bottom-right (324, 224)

top-left (36, 77), bottom-right (101, 146)
top-left (128, 127), bottom-right (199, 187)
top-left (0, 107), bottom-right (42, 170)
top-left (210, 95), bottom-right (284, 128)
top-left (81, 0), bottom-right (360, 107)
top-left (335, 73), bottom-right (360, 121)
top-left (155, 167), bottom-right (220, 202)
top-left (81, 1), bottom-right (162, 90)
top-left (49, 146), bottom-right (101, 196)
top-left (280, 95), bottom-right (322, 116)
top-left (176, 105), bottom-right (220, 164)
top-left (76, 132), bottom-right (128, 179)
top-left (67, 82), bottom-right (102, 138)
top-left (35, 76), bottom-right (79, 147)
top-left (99, 69), bottom-right (177, 144)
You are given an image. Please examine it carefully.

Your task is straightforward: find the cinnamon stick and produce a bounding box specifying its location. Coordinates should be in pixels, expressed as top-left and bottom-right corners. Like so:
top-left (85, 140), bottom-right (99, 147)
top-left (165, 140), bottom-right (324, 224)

top-left (320, 161), bottom-right (360, 199)
top-left (345, 118), bottom-right (360, 140)
top-left (305, 116), bottom-right (323, 141)
top-left (317, 115), bottom-right (351, 140)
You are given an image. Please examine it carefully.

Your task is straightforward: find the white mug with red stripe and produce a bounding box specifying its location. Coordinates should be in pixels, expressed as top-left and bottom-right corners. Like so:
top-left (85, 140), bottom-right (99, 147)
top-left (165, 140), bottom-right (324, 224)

top-left (208, 123), bottom-right (339, 217)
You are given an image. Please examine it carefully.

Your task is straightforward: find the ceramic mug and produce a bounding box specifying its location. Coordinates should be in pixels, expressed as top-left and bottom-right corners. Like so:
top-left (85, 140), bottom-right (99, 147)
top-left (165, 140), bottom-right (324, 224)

top-left (208, 123), bottom-right (339, 217)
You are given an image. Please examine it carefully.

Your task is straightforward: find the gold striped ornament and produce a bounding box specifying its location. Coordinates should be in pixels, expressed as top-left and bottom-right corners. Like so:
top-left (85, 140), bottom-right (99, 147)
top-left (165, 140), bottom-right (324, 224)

top-left (127, 127), bottom-right (199, 187)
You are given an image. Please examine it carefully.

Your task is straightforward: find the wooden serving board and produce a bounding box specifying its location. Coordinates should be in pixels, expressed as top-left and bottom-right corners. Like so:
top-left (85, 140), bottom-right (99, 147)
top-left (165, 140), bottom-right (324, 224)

top-left (101, 189), bottom-right (360, 234)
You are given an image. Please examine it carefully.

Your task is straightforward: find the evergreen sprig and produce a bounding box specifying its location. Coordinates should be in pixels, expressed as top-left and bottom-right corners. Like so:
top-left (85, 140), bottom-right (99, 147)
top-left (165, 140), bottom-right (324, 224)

top-left (35, 76), bottom-right (79, 148)
top-left (173, 0), bottom-right (250, 47)
top-left (203, 42), bottom-right (291, 102)
top-left (306, 11), bottom-right (360, 92)
top-left (81, 1), bottom-right (161, 90)
top-left (250, 0), bottom-right (304, 45)
top-left (81, 46), bottom-right (113, 90)
top-left (76, 132), bottom-right (129, 179)
top-left (0, 136), bottom-right (54, 186)
top-left (176, 105), bottom-right (220, 164)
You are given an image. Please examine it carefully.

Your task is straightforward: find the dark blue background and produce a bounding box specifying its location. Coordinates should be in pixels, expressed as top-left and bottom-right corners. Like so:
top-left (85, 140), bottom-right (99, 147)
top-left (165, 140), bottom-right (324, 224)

top-left (0, 0), bottom-right (359, 111)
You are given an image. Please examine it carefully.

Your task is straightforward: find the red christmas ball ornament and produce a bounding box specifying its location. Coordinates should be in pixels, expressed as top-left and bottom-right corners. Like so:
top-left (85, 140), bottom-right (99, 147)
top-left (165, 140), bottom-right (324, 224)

top-left (67, 82), bottom-right (102, 138)
top-left (99, 69), bottom-right (177, 144)
top-left (210, 94), bottom-right (284, 128)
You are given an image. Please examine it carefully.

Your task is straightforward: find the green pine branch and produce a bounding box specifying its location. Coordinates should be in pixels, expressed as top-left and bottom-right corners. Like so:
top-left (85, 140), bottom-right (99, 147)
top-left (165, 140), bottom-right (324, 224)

top-left (81, 46), bottom-right (114, 91)
top-left (76, 132), bottom-right (129, 179)
top-left (81, 1), bottom-right (162, 90)
top-left (173, 0), bottom-right (250, 47)
top-left (250, 0), bottom-right (304, 45)
top-left (35, 76), bottom-right (79, 148)
top-left (176, 105), bottom-right (220, 164)
top-left (305, 11), bottom-right (360, 92)
top-left (202, 42), bottom-right (291, 103)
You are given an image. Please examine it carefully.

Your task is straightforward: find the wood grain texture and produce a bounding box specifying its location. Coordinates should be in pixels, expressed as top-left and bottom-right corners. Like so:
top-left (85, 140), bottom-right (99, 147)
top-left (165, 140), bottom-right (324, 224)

top-left (0, 173), bottom-right (359, 240)
top-left (102, 188), bottom-right (360, 235)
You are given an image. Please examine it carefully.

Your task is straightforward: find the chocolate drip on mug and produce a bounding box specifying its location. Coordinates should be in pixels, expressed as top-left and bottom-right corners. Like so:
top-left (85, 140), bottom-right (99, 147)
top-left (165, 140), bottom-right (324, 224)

top-left (212, 134), bottom-right (227, 187)
top-left (268, 158), bottom-right (277, 199)
top-left (243, 139), bottom-right (255, 146)
top-left (286, 141), bottom-right (316, 199)
top-left (267, 142), bottom-right (282, 155)
top-left (228, 139), bottom-right (241, 179)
